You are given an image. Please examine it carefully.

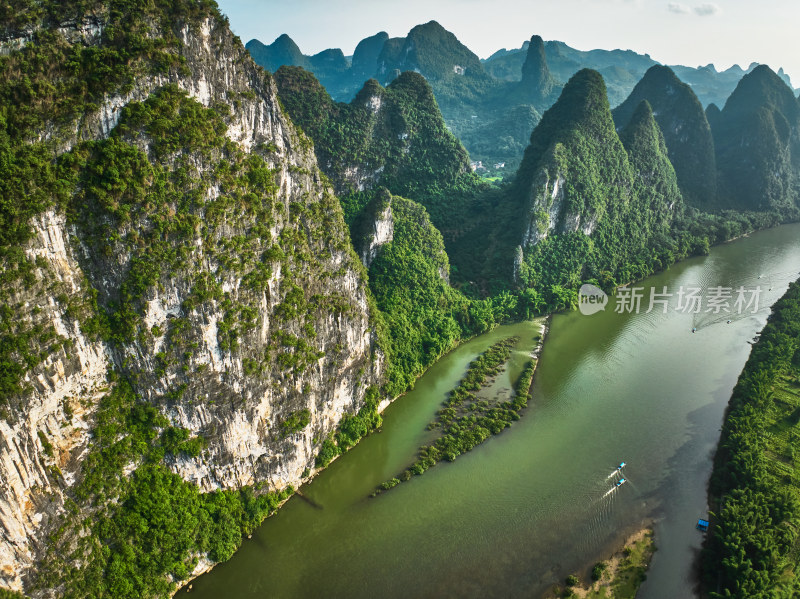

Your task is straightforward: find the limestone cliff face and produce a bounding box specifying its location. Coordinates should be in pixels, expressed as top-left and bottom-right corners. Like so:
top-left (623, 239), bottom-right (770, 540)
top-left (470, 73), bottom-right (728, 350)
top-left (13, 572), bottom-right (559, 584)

top-left (0, 208), bottom-right (110, 591)
top-left (0, 10), bottom-right (382, 593)
top-left (520, 167), bottom-right (598, 247)
top-left (360, 203), bottom-right (394, 268)
top-left (513, 70), bottom-right (629, 250)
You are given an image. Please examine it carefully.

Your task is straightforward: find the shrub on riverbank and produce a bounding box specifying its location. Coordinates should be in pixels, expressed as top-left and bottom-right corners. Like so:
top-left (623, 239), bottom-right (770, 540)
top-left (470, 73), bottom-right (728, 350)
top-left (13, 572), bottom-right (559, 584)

top-left (373, 336), bottom-right (540, 495)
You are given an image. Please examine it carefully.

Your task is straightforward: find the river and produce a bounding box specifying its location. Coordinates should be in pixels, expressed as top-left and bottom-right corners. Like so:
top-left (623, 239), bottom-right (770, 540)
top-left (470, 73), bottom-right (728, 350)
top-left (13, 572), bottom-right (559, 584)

top-left (183, 223), bottom-right (800, 599)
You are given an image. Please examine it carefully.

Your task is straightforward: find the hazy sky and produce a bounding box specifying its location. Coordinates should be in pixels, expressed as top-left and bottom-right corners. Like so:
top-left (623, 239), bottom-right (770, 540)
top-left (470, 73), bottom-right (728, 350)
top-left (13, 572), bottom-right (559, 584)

top-left (216, 0), bottom-right (800, 87)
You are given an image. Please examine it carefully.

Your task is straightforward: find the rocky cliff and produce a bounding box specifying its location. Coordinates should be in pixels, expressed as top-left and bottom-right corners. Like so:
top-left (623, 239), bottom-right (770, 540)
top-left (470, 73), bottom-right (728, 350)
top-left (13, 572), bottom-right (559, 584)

top-left (0, 2), bottom-right (382, 595)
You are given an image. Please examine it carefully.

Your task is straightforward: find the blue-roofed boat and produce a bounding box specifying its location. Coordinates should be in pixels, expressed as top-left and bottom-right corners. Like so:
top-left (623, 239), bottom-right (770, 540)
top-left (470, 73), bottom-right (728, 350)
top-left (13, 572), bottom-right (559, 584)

top-left (617, 462), bottom-right (626, 471)
top-left (615, 478), bottom-right (626, 487)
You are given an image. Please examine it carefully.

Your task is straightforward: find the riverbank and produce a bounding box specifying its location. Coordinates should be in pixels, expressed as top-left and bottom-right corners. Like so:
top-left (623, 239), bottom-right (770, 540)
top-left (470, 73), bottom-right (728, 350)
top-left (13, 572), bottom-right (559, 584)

top-left (700, 280), bottom-right (800, 596)
top-left (179, 224), bottom-right (800, 599)
top-left (545, 528), bottom-right (655, 599)
top-left (177, 318), bottom-right (549, 595)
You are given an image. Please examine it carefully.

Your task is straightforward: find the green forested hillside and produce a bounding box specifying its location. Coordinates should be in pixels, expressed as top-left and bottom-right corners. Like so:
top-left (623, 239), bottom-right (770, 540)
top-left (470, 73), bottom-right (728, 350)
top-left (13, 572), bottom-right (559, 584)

top-left (612, 65), bottom-right (717, 208)
top-left (713, 65), bottom-right (800, 213)
top-left (351, 189), bottom-right (524, 396)
top-left (273, 66), bottom-right (481, 229)
top-left (619, 100), bottom-right (683, 249)
top-left (0, 1), bottom-right (385, 596)
top-left (253, 21), bottom-right (561, 174)
top-left (364, 192), bottom-right (479, 394)
top-left (507, 68), bottom-right (787, 310)
top-left (511, 69), bottom-right (672, 303)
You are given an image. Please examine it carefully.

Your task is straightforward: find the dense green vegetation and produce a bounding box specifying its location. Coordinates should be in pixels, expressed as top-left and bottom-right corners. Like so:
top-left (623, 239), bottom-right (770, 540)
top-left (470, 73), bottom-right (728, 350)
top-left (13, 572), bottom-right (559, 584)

top-left (506, 68), bottom-right (797, 314)
top-left (612, 65), bottom-right (717, 208)
top-left (261, 21), bottom-right (561, 176)
top-left (374, 337), bottom-right (537, 494)
top-left (372, 22), bottom-right (564, 172)
top-left (457, 104), bottom-right (540, 172)
top-left (0, 4), bottom-right (380, 596)
top-left (575, 531), bottom-right (654, 599)
top-left (252, 20), bottom-right (795, 176)
top-left (713, 65), bottom-right (800, 213)
top-left (703, 281), bottom-right (800, 597)
top-left (361, 191), bottom-right (528, 396)
top-left (274, 66), bottom-right (484, 236)
top-left (510, 69), bottom-right (677, 308)
top-left (619, 100), bottom-right (682, 238)
top-left (0, 0), bottom-right (222, 408)
top-left (365, 193), bottom-right (469, 394)
top-left (280, 409), bottom-right (311, 436)
top-left (38, 375), bottom-right (292, 598)
top-left (315, 386), bottom-right (382, 467)
top-left (377, 21), bottom-right (484, 82)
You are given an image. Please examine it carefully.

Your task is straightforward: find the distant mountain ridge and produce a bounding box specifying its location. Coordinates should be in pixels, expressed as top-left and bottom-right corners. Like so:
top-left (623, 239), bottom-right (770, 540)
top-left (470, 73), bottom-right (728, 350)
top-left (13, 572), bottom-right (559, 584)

top-left (248, 22), bottom-right (800, 220)
top-left (247, 25), bottom-right (798, 112)
top-left (483, 41), bottom-right (797, 108)
top-left (245, 22), bottom-right (798, 177)
top-left (247, 22), bottom-right (559, 173)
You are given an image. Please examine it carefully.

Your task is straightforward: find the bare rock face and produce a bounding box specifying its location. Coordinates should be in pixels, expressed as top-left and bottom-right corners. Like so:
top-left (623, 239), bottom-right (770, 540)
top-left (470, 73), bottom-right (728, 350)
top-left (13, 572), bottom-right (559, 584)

top-left (521, 168), bottom-right (599, 249)
top-left (0, 11), bottom-right (383, 593)
top-left (0, 209), bottom-right (111, 591)
top-left (360, 203), bottom-right (394, 269)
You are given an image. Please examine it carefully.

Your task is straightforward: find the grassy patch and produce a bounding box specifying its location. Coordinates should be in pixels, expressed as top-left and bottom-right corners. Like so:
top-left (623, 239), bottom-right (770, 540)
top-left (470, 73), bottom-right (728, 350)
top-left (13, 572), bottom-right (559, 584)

top-left (550, 529), bottom-right (654, 599)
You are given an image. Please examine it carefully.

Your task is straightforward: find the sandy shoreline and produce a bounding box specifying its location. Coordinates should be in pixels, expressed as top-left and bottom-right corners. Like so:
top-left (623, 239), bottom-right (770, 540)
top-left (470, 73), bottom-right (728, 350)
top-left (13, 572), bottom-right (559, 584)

top-left (544, 526), bottom-right (656, 599)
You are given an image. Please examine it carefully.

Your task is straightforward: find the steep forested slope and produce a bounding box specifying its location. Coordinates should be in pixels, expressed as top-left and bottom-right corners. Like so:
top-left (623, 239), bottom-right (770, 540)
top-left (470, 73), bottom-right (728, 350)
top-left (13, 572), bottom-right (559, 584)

top-left (613, 65), bottom-right (717, 208)
top-left (273, 67), bottom-right (479, 231)
top-left (0, 1), bottom-right (384, 595)
top-left (713, 65), bottom-right (800, 213)
top-left (510, 69), bottom-right (677, 304)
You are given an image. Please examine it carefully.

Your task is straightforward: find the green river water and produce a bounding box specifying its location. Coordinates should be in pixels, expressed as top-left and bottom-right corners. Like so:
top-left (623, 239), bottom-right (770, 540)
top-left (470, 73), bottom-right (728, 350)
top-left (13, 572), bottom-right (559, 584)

top-left (184, 223), bottom-right (800, 599)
